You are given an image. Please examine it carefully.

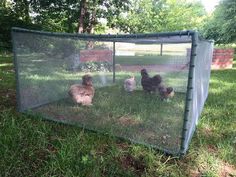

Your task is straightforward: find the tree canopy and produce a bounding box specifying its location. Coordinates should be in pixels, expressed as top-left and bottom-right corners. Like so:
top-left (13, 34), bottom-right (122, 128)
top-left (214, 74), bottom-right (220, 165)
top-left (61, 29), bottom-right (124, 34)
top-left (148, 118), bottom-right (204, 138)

top-left (0, 0), bottom-right (130, 47)
top-left (202, 0), bottom-right (236, 44)
top-left (3, 0), bottom-right (235, 48)
top-left (30, 0), bottom-right (131, 33)
top-left (0, 2), bottom-right (40, 48)
top-left (116, 0), bottom-right (206, 33)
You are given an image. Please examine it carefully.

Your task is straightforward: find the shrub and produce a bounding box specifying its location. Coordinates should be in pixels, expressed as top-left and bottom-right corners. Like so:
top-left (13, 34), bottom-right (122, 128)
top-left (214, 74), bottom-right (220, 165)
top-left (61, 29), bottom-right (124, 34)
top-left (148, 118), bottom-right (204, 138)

top-left (78, 61), bottom-right (112, 72)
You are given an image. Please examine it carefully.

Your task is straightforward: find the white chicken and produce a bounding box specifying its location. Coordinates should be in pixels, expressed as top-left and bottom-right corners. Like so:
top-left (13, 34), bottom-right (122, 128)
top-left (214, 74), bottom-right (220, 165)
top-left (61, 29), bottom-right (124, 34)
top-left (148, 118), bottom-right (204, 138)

top-left (124, 76), bottom-right (136, 92)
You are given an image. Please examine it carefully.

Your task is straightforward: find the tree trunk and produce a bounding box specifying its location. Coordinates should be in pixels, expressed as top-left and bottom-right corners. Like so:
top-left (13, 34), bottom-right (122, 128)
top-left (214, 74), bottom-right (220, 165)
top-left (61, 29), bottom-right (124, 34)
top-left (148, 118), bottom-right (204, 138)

top-left (86, 8), bottom-right (97, 34)
top-left (78, 0), bottom-right (87, 33)
top-left (85, 7), bottom-right (98, 49)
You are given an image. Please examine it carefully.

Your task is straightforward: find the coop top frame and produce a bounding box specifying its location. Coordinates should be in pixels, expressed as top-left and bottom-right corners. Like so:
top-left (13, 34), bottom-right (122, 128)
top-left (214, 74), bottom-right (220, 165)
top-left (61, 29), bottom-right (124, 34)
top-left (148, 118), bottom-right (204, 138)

top-left (11, 27), bottom-right (208, 44)
top-left (11, 27), bottom-right (213, 156)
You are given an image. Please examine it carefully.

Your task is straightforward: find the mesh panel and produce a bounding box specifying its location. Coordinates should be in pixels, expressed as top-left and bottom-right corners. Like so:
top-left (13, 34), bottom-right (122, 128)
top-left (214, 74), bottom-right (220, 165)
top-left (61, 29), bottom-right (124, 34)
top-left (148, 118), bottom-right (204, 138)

top-left (12, 28), bottom-right (212, 155)
top-left (184, 41), bottom-right (213, 151)
top-left (115, 43), bottom-right (191, 93)
top-left (14, 33), bottom-right (114, 110)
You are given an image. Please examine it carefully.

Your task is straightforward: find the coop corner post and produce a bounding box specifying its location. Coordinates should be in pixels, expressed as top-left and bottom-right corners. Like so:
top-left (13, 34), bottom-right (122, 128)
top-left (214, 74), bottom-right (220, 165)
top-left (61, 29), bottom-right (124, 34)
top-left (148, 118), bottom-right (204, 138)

top-left (112, 41), bottom-right (116, 83)
top-left (160, 43), bottom-right (163, 56)
top-left (179, 31), bottom-right (198, 156)
top-left (11, 28), bottom-right (22, 112)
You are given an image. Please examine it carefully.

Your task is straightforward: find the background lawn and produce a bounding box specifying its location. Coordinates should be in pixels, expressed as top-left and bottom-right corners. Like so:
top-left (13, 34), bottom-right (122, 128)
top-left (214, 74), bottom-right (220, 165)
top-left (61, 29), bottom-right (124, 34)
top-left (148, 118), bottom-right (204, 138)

top-left (115, 55), bottom-right (187, 65)
top-left (0, 54), bottom-right (236, 176)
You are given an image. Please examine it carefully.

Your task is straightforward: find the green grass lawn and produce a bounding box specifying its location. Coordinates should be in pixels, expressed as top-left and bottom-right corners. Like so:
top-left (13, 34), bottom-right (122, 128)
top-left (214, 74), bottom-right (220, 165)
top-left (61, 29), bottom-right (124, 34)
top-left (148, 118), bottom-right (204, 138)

top-left (0, 54), bottom-right (236, 176)
top-left (115, 55), bottom-right (187, 65)
top-left (33, 86), bottom-right (186, 154)
top-left (14, 53), bottom-right (188, 154)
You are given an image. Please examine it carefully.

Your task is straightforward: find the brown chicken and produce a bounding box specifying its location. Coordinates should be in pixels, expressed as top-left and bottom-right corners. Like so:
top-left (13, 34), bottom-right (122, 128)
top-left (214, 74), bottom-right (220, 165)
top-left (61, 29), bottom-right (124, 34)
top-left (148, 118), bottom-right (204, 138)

top-left (158, 84), bottom-right (175, 100)
top-left (68, 75), bottom-right (95, 106)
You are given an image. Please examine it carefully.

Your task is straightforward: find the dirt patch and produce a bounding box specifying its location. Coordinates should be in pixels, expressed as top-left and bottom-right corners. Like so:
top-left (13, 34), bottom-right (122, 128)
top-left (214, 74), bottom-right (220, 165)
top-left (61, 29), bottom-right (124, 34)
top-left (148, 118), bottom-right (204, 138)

top-left (118, 154), bottom-right (146, 176)
top-left (188, 160), bottom-right (236, 177)
top-left (0, 89), bottom-right (16, 109)
top-left (219, 162), bottom-right (236, 177)
top-left (46, 143), bottom-right (58, 154)
top-left (207, 144), bottom-right (218, 153)
top-left (189, 169), bottom-right (202, 177)
top-left (117, 116), bottom-right (142, 126)
top-left (202, 126), bottom-right (214, 137)
top-left (116, 142), bottom-right (130, 150)
top-left (95, 144), bottom-right (110, 155)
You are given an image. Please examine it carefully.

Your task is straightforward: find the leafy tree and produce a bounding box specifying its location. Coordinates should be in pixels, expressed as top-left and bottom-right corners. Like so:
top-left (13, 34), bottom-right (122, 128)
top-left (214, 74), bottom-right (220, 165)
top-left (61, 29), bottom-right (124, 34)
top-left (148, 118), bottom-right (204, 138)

top-left (12, 0), bottom-right (32, 23)
top-left (0, 3), bottom-right (40, 49)
top-left (30, 0), bottom-right (131, 33)
top-left (0, 0), bottom-right (7, 7)
top-left (116, 0), bottom-right (206, 33)
top-left (202, 0), bottom-right (236, 44)
top-left (0, 0), bottom-right (130, 49)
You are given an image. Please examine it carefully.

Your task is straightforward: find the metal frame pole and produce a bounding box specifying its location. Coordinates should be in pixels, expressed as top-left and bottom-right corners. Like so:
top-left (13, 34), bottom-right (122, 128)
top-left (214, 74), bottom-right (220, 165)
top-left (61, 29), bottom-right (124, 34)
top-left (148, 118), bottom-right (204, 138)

top-left (160, 43), bottom-right (163, 56)
top-left (11, 27), bottom-right (195, 41)
top-left (11, 29), bottom-right (22, 111)
top-left (179, 31), bottom-right (198, 156)
top-left (112, 42), bottom-right (116, 83)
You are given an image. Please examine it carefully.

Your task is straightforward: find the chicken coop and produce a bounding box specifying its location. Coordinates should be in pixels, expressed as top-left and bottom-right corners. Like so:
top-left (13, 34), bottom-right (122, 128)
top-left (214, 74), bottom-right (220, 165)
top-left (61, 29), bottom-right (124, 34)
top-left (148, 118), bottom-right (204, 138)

top-left (12, 27), bottom-right (214, 156)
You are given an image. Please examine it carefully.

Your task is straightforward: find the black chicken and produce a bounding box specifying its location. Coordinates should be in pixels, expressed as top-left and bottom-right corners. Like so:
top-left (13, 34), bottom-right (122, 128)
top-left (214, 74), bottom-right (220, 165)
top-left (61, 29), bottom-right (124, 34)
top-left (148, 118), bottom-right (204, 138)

top-left (140, 69), bottom-right (162, 93)
top-left (140, 68), bottom-right (174, 100)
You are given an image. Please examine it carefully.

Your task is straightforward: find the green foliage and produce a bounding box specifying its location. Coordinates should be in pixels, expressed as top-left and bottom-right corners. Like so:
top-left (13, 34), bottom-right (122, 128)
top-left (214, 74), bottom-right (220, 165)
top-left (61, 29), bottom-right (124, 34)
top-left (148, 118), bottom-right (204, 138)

top-left (27, 0), bottom-right (131, 33)
top-left (0, 0), bottom-right (131, 50)
top-left (202, 0), bottom-right (236, 44)
top-left (30, 0), bottom-right (80, 32)
top-left (117, 0), bottom-right (206, 33)
top-left (0, 3), bottom-right (41, 49)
